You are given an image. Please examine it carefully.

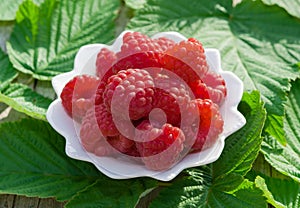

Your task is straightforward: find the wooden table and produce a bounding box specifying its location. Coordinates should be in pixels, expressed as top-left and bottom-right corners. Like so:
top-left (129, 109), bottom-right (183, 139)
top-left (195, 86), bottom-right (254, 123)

top-left (0, 194), bottom-right (65, 208)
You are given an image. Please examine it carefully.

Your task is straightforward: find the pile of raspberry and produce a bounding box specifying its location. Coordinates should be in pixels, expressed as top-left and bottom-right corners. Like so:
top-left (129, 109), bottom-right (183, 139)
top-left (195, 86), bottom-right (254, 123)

top-left (60, 32), bottom-right (226, 171)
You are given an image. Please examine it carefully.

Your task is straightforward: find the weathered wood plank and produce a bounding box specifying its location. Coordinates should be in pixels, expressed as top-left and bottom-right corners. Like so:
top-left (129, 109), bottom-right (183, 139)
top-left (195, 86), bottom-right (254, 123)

top-left (38, 198), bottom-right (65, 208)
top-left (0, 195), bottom-right (65, 208)
top-left (0, 194), bottom-right (14, 208)
top-left (13, 195), bottom-right (39, 208)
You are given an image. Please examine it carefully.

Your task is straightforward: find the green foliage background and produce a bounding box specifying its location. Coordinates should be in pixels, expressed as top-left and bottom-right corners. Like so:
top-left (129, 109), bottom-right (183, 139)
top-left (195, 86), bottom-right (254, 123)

top-left (0, 0), bottom-right (299, 207)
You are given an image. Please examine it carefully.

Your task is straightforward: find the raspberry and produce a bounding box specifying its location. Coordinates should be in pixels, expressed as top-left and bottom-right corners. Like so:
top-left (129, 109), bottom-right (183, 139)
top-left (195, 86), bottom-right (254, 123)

top-left (135, 121), bottom-right (185, 171)
top-left (94, 80), bottom-right (106, 105)
top-left (111, 52), bottom-right (163, 75)
top-left (161, 38), bottom-right (209, 83)
top-left (80, 107), bottom-right (140, 157)
top-left (189, 79), bottom-right (209, 100)
top-left (118, 32), bottom-right (163, 58)
top-left (80, 107), bottom-right (113, 156)
top-left (153, 37), bottom-right (175, 51)
top-left (96, 104), bottom-right (119, 137)
top-left (60, 74), bottom-right (100, 121)
top-left (110, 32), bottom-right (165, 76)
top-left (108, 134), bottom-right (140, 157)
top-left (183, 99), bottom-right (224, 152)
top-left (201, 71), bottom-right (227, 105)
top-left (96, 47), bottom-right (117, 80)
top-left (103, 68), bottom-right (155, 120)
top-left (152, 72), bottom-right (192, 126)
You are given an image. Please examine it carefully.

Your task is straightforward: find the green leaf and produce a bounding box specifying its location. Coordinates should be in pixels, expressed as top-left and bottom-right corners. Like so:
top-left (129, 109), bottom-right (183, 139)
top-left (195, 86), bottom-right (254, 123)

top-left (124, 0), bottom-right (146, 10)
top-left (262, 0), bottom-right (300, 19)
top-left (255, 175), bottom-right (300, 208)
top-left (150, 167), bottom-right (212, 208)
top-left (213, 91), bottom-right (266, 178)
top-left (6, 0), bottom-right (120, 80)
top-left (150, 168), bottom-right (266, 208)
top-left (0, 49), bottom-right (18, 91)
top-left (127, 0), bottom-right (300, 145)
top-left (255, 176), bottom-right (285, 208)
top-left (261, 79), bottom-right (300, 183)
top-left (230, 179), bottom-right (266, 208)
top-left (0, 0), bottom-right (44, 21)
top-left (212, 173), bottom-right (244, 192)
top-left (0, 83), bottom-right (52, 120)
top-left (0, 118), bottom-right (102, 201)
top-left (0, 0), bottom-right (23, 21)
top-left (66, 178), bottom-right (157, 208)
top-left (0, 50), bottom-right (49, 120)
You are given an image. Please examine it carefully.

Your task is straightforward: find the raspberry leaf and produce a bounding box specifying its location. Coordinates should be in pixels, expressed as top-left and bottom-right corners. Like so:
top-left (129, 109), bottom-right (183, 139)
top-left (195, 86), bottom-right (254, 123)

top-left (255, 175), bottom-right (300, 208)
top-left (0, 0), bottom-right (23, 21)
top-left (124, 0), bottom-right (146, 10)
top-left (0, 83), bottom-right (52, 120)
top-left (0, 49), bottom-right (18, 91)
top-left (261, 79), bottom-right (300, 183)
top-left (213, 91), bottom-right (266, 178)
top-left (0, 50), bottom-right (51, 120)
top-left (0, 0), bottom-right (44, 21)
top-left (127, 0), bottom-right (300, 146)
top-left (262, 0), bottom-right (300, 19)
top-left (150, 168), bottom-right (266, 208)
top-left (65, 178), bottom-right (157, 208)
top-left (6, 0), bottom-right (120, 80)
top-left (0, 119), bottom-right (103, 201)
top-left (149, 167), bottom-right (213, 208)
top-left (226, 178), bottom-right (267, 207)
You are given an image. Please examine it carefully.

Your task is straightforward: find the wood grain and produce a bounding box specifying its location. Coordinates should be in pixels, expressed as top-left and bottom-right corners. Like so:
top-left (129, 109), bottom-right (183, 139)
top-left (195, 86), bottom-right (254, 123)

top-left (0, 195), bottom-right (65, 208)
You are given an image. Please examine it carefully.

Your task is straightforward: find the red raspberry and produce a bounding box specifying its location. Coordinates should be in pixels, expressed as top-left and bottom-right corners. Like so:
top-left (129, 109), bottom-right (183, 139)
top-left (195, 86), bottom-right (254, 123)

top-left (96, 47), bottom-right (117, 81)
top-left (153, 37), bottom-right (175, 51)
top-left (135, 121), bottom-right (186, 171)
top-left (110, 32), bottom-right (164, 75)
top-left (152, 72), bottom-right (192, 126)
top-left (108, 134), bottom-right (140, 157)
top-left (118, 32), bottom-right (162, 57)
top-left (161, 38), bottom-right (209, 84)
top-left (96, 104), bottom-right (119, 137)
top-left (183, 99), bottom-right (224, 152)
top-left (201, 71), bottom-right (227, 105)
top-left (60, 75), bottom-right (100, 121)
top-left (94, 80), bottom-right (106, 105)
top-left (80, 107), bottom-right (140, 157)
top-left (112, 52), bottom-right (162, 75)
top-left (103, 68), bottom-right (155, 120)
top-left (189, 79), bottom-right (209, 100)
top-left (80, 107), bottom-right (113, 156)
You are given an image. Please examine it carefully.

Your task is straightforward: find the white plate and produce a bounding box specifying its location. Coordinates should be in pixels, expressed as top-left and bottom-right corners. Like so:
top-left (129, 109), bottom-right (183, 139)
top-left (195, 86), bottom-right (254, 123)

top-left (46, 31), bottom-right (246, 181)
